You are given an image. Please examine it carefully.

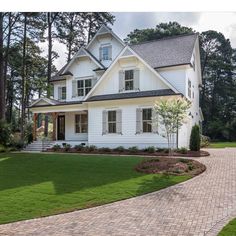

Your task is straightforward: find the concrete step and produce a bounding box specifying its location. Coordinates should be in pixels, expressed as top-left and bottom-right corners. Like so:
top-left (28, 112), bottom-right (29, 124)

top-left (23, 141), bottom-right (54, 152)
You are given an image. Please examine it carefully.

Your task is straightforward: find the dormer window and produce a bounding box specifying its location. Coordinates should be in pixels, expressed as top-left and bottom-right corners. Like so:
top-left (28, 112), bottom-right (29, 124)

top-left (99, 44), bottom-right (112, 61)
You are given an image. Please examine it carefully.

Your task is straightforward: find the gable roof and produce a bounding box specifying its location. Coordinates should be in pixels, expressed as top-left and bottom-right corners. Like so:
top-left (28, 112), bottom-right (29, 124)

top-left (84, 45), bottom-right (179, 100)
top-left (86, 25), bottom-right (126, 49)
top-left (130, 33), bottom-right (198, 69)
top-left (50, 48), bottom-right (105, 82)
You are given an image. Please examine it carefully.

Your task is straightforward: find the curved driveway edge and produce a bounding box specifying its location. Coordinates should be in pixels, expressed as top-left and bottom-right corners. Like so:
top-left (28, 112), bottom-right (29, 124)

top-left (0, 149), bottom-right (236, 236)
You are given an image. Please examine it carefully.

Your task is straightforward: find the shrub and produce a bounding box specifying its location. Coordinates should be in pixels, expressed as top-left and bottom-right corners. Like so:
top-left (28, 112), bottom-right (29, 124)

top-left (163, 148), bottom-right (169, 153)
top-left (88, 145), bottom-right (97, 152)
top-left (145, 146), bottom-right (156, 153)
top-left (64, 144), bottom-right (71, 152)
top-left (0, 120), bottom-right (12, 146)
top-left (128, 146), bottom-right (139, 153)
top-left (99, 147), bottom-right (111, 152)
top-left (113, 146), bottom-right (125, 152)
top-left (0, 145), bottom-right (6, 153)
top-left (201, 135), bottom-right (210, 148)
top-left (156, 148), bottom-right (164, 152)
top-left (189, 125), bottom-right (201, 151)
top-left (177, 147), bottom-right (188, 154)
top-left (74, 144), bottom-right (84, 151)
top-left (9, 140), bottom-right (24, 150)
top-left (52, 144), bottom-right (61, 151)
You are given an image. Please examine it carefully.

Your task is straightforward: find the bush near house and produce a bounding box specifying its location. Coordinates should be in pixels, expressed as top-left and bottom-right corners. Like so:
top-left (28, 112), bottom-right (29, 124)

top-left (190, 125), bottom-right (201, 151)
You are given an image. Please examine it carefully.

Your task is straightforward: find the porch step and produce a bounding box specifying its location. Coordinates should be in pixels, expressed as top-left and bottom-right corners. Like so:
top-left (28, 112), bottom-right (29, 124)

top-left (23, 141), bottom-right (54, 152)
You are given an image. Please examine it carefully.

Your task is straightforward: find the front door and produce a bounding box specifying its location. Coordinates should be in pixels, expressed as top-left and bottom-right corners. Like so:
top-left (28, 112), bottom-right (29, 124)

top-left (57, 115), bottom-right (65, 140)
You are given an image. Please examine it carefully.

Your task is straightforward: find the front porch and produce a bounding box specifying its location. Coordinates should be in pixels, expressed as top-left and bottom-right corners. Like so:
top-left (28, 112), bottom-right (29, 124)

top-left (30, 98), bottom-right (89, 145)
top-left (32, 111), bottom-right (88, 143)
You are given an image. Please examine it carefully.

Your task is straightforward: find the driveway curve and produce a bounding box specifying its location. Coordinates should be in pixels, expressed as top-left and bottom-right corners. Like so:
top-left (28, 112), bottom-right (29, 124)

top-left (0, 149), bottom-right (236, 236)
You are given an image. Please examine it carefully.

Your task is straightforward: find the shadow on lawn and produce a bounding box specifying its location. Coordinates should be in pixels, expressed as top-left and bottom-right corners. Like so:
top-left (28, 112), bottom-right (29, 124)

top-left (136, 174), bottom-right (189, 200)
top-left (0, 153), bottom-right (145, 195)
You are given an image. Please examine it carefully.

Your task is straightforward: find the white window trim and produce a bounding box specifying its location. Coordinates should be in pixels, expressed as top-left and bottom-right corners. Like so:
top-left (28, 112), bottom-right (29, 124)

top-left (124, 69), bottom-right (134, 91)
top-left (142, 108), bottom-right (153, 133)
top-left (75, 113), bottom-right (88, 134)
top-left (107, 110), bottom-right (117, 134)
top-left (101, 44), bottom-right (111, 61)
top-left (76, 77), bottom-right (93, 97)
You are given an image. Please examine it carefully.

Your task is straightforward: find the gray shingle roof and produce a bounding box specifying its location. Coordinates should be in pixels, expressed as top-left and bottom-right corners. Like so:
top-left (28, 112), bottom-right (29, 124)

top-left (86, 89), bottom-right (181, 102)
top-left (130, 33), bottom-right (198, 69)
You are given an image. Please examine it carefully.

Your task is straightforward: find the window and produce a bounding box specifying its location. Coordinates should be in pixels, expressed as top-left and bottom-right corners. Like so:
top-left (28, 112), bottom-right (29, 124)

top-left (142, 108), bottom-right (152, 133)
top-left (125, 70), bottom-right (134, 90)
top-left (188, 79), bottom-right (191, 98)
top-left (102, 46), bottom-right (109, 60)
top-left (108, 110), bottom-right (116, 133)
top-left (77, 79), bottom-right (92, 96)
top-left (61, 87), bottom-right (66, 100)
top-left (75, 114), bottom-right (88, 133)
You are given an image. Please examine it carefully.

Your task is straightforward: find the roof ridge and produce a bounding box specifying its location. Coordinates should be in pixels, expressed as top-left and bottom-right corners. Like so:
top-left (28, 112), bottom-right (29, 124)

top-left (129, 33), bottom-right (198, 46)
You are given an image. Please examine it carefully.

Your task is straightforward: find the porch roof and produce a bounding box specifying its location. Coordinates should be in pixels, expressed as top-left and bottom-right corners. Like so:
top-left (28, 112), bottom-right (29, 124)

top-left (86, 89), bottom-right (182, 102)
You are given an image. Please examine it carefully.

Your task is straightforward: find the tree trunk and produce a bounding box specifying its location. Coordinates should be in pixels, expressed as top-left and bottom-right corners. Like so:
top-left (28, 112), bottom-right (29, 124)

top-left (20, 14), bottom-right (27, 140)
top-left (44, 13), bottom-right (53, 137)
top-left (0, 13), bottom-right (5, 121)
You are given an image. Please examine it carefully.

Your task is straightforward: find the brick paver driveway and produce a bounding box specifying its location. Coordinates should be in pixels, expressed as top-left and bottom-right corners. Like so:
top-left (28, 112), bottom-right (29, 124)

top-left (0, 149), bottom-right (236, 236)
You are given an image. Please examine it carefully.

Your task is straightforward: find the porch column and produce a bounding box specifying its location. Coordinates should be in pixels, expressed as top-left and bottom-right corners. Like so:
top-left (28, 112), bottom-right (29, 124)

top-left (33, 113), bottom-right (38, 141)
top-left (52, 112), bottom-right (58, 141)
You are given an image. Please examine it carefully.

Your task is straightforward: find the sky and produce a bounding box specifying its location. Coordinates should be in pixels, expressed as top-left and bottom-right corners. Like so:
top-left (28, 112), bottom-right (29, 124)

top-left (50, 12), bottom-right (236, 70)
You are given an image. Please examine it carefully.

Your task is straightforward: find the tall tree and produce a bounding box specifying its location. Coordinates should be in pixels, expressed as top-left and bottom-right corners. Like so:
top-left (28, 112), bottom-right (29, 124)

top-left (56, 13), bottom-right (86, 62)
top-left (44, 12), bottom-right (59, 137)
top-left (85, 13), bottom-right (115, 43)
top-left (18, 13), bottom-right (45, 139)
top-left (0, 13), bottom-right (5, 121)
top-left (125, 22), bottom-right (194, 44)
top-left (200, 30), bottom-right (236, 140)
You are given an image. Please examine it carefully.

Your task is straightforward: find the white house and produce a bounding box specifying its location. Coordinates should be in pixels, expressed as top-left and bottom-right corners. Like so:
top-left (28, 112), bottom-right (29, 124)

top-left (30, 25), bottom-right (203, 149)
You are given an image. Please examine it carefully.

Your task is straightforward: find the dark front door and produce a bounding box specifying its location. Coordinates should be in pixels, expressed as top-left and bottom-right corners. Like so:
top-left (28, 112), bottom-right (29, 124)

top-left (57, 115), bottom-right (65, 140)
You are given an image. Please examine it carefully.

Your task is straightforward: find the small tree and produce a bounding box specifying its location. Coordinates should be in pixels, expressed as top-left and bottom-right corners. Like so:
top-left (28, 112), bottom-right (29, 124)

top-left (190, 124), bottom-right (200, 151)
top-left (153, 97), bottom-right (191, 156)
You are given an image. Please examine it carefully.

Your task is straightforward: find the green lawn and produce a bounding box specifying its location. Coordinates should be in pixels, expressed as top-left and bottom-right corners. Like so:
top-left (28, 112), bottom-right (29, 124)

top-left (209, 142), bottom-right (236, 148)
top-left (218, 218), bottom-right (236, 236)
top-left (0, 153), bottom-right (191, 224)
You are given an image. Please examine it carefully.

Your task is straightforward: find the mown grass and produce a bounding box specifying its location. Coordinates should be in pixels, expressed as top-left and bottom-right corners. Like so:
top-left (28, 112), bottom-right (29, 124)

top-left (218, 218), bottom-right (236, 236)
top-left (209, 142), bottom-right (236, 148)
top-left (0, 153), bottom-right (191, 224)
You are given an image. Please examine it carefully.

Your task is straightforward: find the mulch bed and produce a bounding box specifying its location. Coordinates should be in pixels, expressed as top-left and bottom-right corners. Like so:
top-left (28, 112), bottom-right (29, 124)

top-left (45, 149), bottom-right (209, 157)
top-left (135, 157), bottom-right (206, 176)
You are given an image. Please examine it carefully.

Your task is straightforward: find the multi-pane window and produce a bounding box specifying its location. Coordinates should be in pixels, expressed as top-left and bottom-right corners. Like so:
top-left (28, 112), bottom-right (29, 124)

top-left (188, 79), bottom-right (191, 98)
top-left (61, 87), bottom-right (66, 100)
top-left (77, 79), bottom-right (92, 96)
top-left (102, 46), bottom-right (109, 60)
top-left (142, 108), bottom-right (152, 133)
top-left (125, 70), bottom-right (134, 90)
top-left (108, 110), bottom-right (116, 133)
top-left (75, 114), bottom-right (88, 133)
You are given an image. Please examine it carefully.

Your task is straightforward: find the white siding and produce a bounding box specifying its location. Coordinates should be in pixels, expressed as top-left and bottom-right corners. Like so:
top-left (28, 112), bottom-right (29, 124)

top-left (158, 67), bottom-right (187, 95)
top-left (65, 112), bottom-right (88, 141)
top-left (53, 81), bottom-right (66, 100)
top-left (88, 98), bottom-right (177, 149)
top-left (66, 57), bottom-right (98, 101)
top-left (91, 57), bottom-right (169, 96)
